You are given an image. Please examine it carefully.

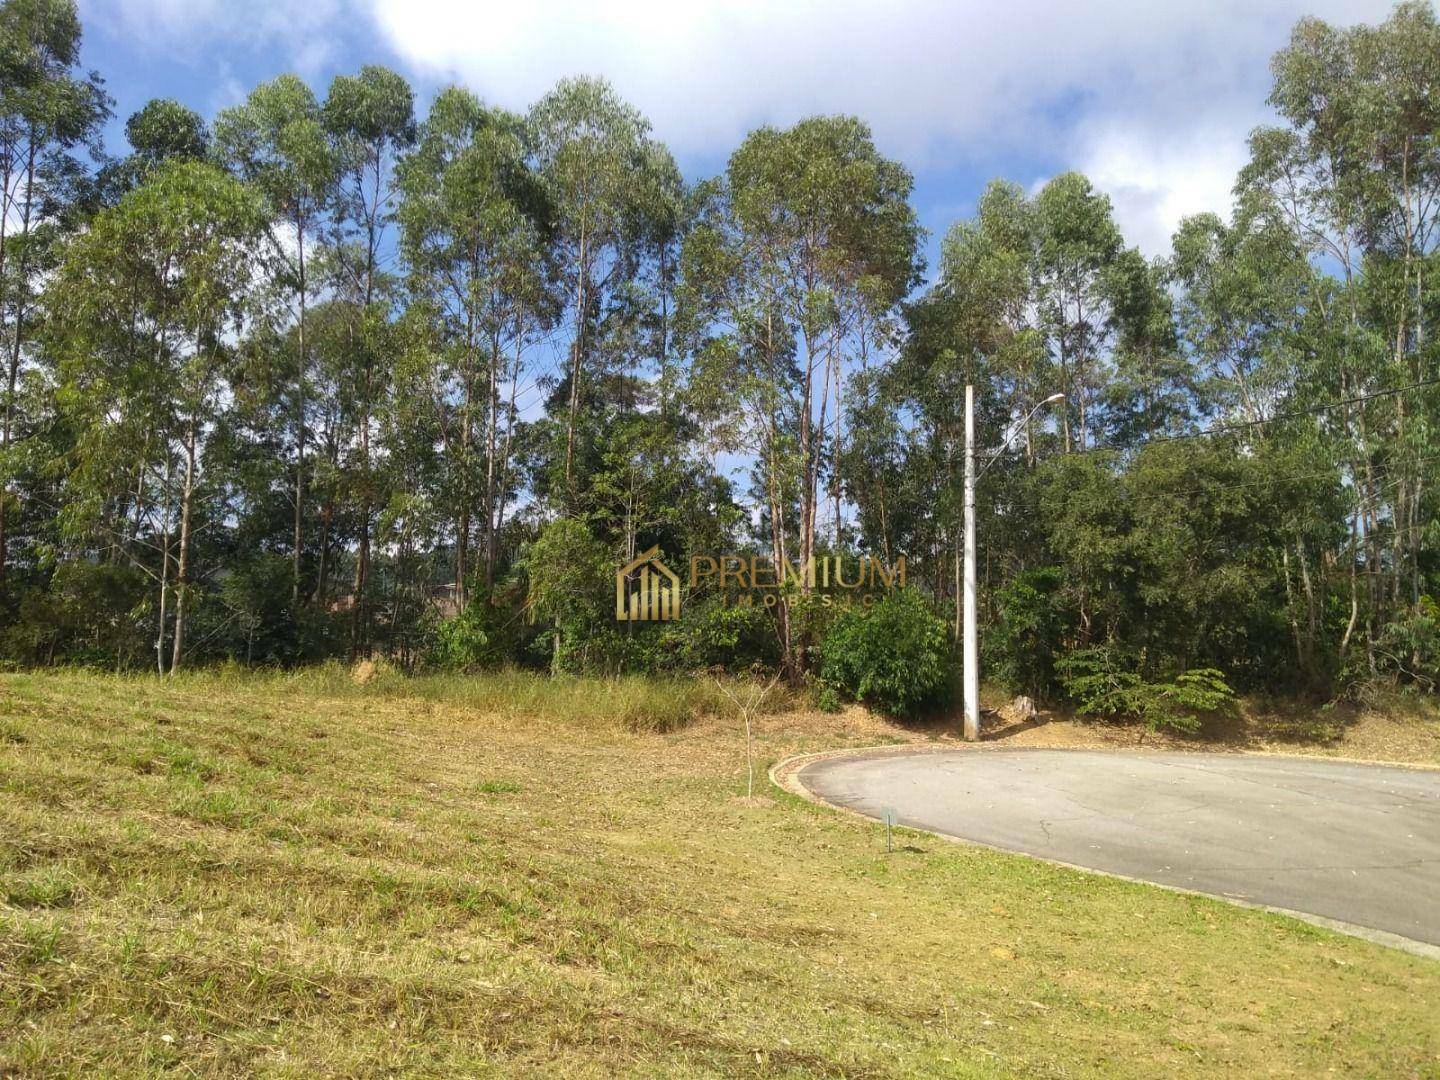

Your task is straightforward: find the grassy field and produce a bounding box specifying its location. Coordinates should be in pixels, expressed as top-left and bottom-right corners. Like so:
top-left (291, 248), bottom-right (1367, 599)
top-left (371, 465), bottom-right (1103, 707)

top-left (2, 668), bottom-right (1438, 1077)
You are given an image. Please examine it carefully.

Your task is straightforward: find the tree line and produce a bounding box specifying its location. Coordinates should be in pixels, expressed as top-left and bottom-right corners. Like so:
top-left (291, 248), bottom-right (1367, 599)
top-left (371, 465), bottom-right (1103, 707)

top-left (0, 0), bottom-right (1436, 708)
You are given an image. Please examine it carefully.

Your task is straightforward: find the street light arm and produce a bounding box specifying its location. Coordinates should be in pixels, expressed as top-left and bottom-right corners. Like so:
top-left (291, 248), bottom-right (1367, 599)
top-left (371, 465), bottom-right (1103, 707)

top-left (976, 393), bottom-right (1066, 479)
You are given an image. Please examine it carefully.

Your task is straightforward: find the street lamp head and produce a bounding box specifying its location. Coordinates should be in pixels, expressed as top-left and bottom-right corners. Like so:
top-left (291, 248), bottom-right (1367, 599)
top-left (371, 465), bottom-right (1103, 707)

top-left (1044, 393), bottom-right (1066, 404)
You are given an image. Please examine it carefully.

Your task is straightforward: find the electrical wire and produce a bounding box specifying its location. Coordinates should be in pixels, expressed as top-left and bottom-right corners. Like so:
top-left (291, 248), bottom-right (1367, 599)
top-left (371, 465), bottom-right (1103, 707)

top-left (1034, 376), bottom-right (1440, 459)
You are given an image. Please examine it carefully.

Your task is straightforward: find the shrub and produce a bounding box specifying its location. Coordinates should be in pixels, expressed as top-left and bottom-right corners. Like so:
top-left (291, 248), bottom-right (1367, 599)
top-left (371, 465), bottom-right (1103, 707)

top-left (524, 520), bottom-right (622, 674)
top-left (1056, 645), bottom-right (1235, 734)
top-left (646, 596), bottom-right (779, 672)
top-left (820, 589), bottom-right (953, 717)
top-left (431, 606), bottom-right (493, 671)
top-left (989, 567), bottom-right (1067, 698)
top-left (3, 561), bottom-right (150, 668)
top-left (429, 595), bottom-right (518, 672)
top-left (1374, 597), bottom-right (1440, 692)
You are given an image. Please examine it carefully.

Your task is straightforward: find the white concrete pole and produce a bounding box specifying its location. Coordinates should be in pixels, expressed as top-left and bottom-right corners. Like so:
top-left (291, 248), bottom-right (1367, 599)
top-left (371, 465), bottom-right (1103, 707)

top-left (963, 384), bottom-right (979, 741)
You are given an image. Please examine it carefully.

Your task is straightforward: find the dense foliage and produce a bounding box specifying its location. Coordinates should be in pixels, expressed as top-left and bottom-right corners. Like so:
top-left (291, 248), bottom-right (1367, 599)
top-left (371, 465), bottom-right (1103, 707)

top-left (0, 0), bottom-right (1437, 719)
top-left (1056, 647), bottom-right (1237, 734)
top-left (820, 590), bottom-right (952, 717)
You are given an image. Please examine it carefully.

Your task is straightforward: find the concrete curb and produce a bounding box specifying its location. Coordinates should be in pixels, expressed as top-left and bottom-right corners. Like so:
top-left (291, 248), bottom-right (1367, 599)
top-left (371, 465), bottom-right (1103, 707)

top-left (770, 743), bottom-right (1440, 964)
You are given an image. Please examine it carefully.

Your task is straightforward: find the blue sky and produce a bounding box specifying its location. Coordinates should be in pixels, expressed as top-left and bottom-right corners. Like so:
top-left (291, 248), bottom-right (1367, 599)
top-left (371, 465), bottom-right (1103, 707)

top-left (79, 0), bottom-right (1396, 276)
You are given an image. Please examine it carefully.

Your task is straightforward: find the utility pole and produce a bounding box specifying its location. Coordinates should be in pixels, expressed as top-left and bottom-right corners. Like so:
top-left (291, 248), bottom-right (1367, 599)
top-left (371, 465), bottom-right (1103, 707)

top-left (963, 384), bottom-right (979, 741)
top-left (963, 387), bottom-right (1064, 742)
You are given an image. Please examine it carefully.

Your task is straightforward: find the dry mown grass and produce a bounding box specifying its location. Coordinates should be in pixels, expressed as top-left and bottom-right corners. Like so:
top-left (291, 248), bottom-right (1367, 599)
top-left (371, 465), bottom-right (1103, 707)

top-left (978, 686), bottom-right (1440, 766)
top-left (2, 668), bottom-right (1438, 1077)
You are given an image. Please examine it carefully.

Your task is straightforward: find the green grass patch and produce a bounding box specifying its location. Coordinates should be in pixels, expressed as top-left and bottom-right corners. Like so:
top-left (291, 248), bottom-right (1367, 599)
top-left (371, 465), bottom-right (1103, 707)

top-left (0, 669), bottom-right (1436, 1077)
top-left (3, 868), bottom-right (79, 910)
top-left (474, 779), bottom-right (522, 795)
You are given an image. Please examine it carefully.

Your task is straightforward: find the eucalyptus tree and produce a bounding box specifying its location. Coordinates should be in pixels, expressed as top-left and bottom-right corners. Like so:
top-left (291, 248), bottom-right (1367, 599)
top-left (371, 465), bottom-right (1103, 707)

top-left (50, 160), bottom-right (265, 672)
top-left (1238, 0), bottom-right (1440, 666)
top-left (375, 303), bottom-right (449, 661)
top-left (918, 173), bottom-right (1053, 625)
top-left (1102, 248), bottom-right (1191, 447)
top-left (0, 0), bottom-right (108, 589)
top-left (678, 175), bottom-right (803, 666)
top-left (1030, 172), bottom-right (1127, 452)
top-left (397, 86), bottom-right (555, 601)
top-left (529, 76), bottom-right (664, 501)
top-left (98, 97), bottom-right (207, 197)
top-left (906, 181), bottom-right (1047, 631)
top-left (723, 117), bottom-right (919, 574)
top-left (911, 174), bottom-right (1167, 641)
top-left (215, 75), bottom-right (339, 606)
top-left (680, 116), bottom-right (919, 674)
top-left (577, 138), bottom-right (688, 554)
top-left (837, 364), bottom-right (911, 569)
top-left (1169, 210), bottom-right (1305, 427)
top-left (127, 98), bottom-right (206, 164)
top-left (323, 64), bottom-right (414, 649)
top-left (934, 180), bottom-right (1050, 461)
top-left (1169, 210), bottom-right (1333, 675)
top-left (633, 141), bottom-right (687, 404)
top-left (879, 288), bottom-right (992, 636)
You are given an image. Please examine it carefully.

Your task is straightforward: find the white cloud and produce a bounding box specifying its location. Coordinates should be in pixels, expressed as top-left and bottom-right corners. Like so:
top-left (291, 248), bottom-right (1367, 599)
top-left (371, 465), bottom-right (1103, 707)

top-left (89, 0), bottom-right (1396, 250)
top-left (369, 2), bottom-right (1377, 139)
top-left (363, 0), bottom-right (1391, 245)
top-left (1072, 122), bottom-right (1253, 258)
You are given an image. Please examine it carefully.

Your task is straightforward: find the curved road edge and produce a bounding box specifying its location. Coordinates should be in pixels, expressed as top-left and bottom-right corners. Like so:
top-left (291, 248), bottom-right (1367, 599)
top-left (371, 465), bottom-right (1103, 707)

top-left (770, 743), bottom-right (1440, 963)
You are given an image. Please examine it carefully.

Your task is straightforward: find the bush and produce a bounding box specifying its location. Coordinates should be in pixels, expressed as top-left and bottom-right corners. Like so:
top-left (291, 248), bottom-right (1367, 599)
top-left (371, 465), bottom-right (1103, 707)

top-left (2, 561), bottom-right (150, 669)
top-left (431, 605), bottom-right (494, 671)
top-left (989, 567), bottom-right (1067, 698)
top-left (523, 520), bottom-right (621, 674)
top-left (645, 596), bottom-right (779, 672)
top-left (1056, 645), bottom-right (1235, 734)
top-left (820, 589), bottom-right (953, 717)
top-left (429, 595), bottom-right (517, 672)
top-left (1374, 597), bottom-right (1440, 692)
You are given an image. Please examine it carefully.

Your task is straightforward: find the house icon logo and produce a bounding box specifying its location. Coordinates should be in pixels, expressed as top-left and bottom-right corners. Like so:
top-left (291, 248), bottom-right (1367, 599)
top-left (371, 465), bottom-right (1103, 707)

top-left (615, 546), bottom-right (681, 622)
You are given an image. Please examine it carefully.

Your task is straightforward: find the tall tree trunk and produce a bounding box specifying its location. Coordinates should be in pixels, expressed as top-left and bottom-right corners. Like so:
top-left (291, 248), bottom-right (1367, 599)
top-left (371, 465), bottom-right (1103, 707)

top-left (293, 218), bottom-right (309, 606)
top-left (350, 155), bottom-right (384, 658)
top-left (1411, 478), bottom-right (1424, 606)
top-left (1075, 296), bottom-right (1090, 452)
top-left (796, 315), bottom-right (818, 594)
top-left (491, 322), bottom-right (524, 584)
top-left (0, 138), bottom-right (36, 589)
top-left (456, 289), bottom-right (477, 608)
top-left (350, 512), bottom-right (369, 658)
top-left (156, 457), bottom-right (173, 676)
top-left (171, 419), bottom-right (198, 674)
top-left (763, 311), bottom-right (796, 681)
top-left (1282, 545), bottom-right (1304, 672)
top-left (351, 396), bottom-right (371, 658)
top-left (317, 490), bottom-right (334, 609)
top-left (1058, 326), bottom-right (1072, 453)
top-left (483, 326), bottom-right (500, 590)
top-left (564, 220), bottom-right (588, 497)
top-left (1339, 515), bottom-right (1360, 660)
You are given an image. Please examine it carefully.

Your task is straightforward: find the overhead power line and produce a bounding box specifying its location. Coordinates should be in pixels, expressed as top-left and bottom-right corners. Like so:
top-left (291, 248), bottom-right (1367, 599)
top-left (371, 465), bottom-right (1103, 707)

top-left (996, 376), bottom-right (1440, 465)
top-left (1140, 376), bottom-right (1440, 447)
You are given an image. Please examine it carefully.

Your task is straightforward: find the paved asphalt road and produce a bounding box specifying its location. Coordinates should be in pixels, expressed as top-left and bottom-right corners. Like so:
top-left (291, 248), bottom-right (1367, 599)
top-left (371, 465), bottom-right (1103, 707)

top-left (799, 749), bottom-right (1440, 947)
